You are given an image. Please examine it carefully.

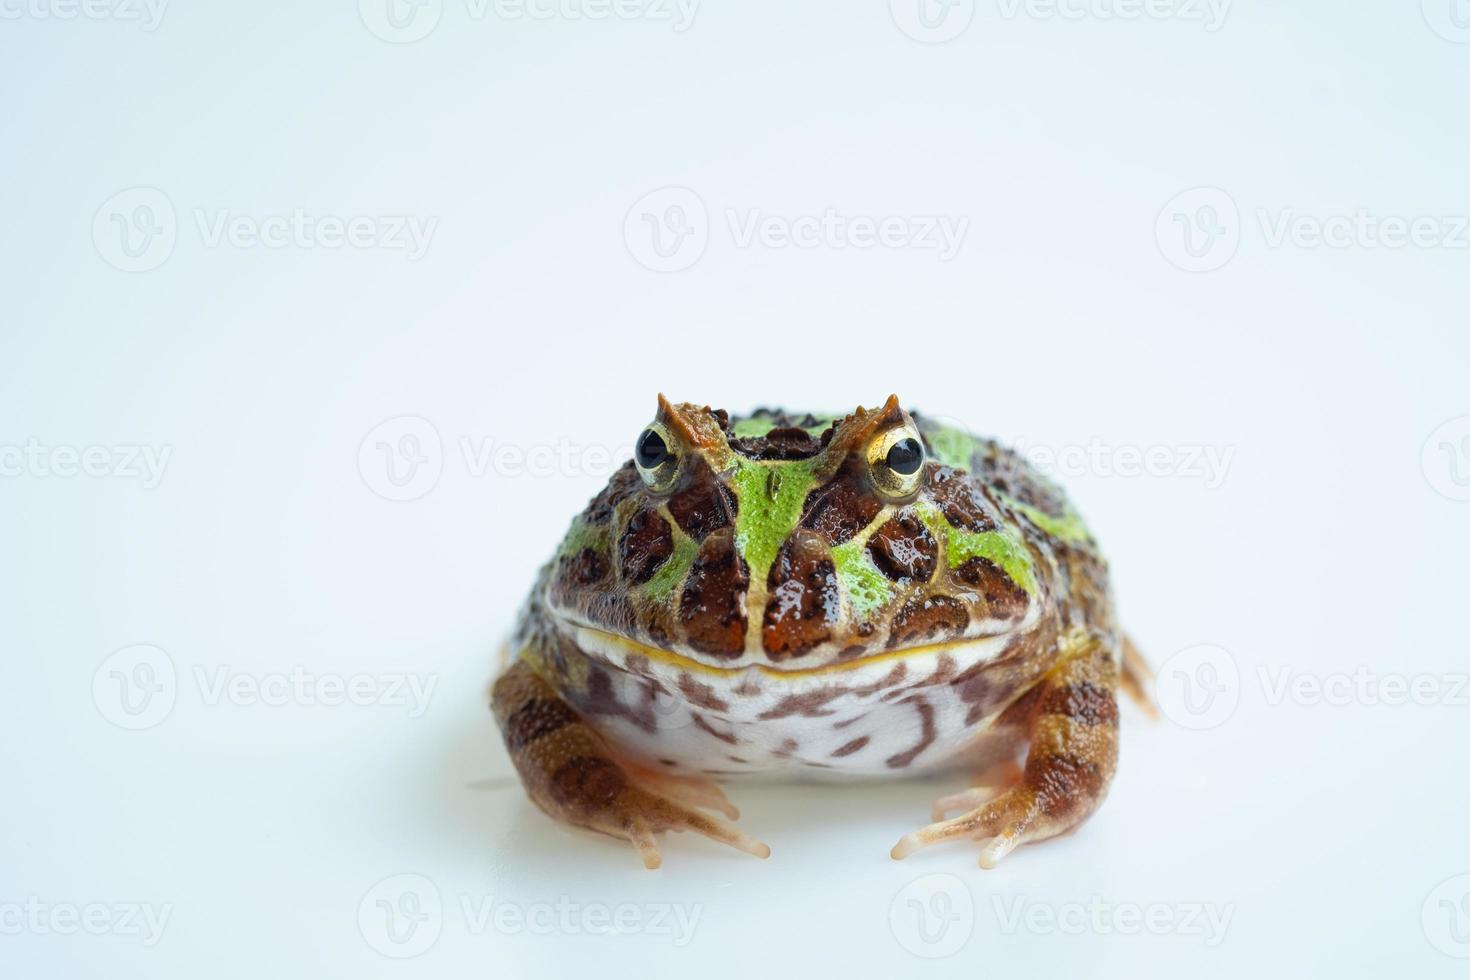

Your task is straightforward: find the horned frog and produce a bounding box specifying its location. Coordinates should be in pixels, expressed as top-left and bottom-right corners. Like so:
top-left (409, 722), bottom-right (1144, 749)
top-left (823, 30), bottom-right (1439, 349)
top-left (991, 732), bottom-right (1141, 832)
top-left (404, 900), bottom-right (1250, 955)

top-left (491, 396), bottom-right (1153, 869)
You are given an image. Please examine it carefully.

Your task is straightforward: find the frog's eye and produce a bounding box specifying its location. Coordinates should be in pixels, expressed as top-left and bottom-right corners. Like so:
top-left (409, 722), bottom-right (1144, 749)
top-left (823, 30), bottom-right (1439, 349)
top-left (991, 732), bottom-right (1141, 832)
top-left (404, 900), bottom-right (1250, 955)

top-left (634, 422), bottom-right (680, 492)
top-left (866, 425), bottom-right (926, 499)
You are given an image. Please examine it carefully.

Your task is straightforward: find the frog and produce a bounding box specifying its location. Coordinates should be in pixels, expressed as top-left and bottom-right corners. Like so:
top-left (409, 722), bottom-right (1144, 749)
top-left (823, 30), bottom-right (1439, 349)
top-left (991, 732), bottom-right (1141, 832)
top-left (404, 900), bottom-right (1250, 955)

top-left (490, 395), bottom-right (1153, 869)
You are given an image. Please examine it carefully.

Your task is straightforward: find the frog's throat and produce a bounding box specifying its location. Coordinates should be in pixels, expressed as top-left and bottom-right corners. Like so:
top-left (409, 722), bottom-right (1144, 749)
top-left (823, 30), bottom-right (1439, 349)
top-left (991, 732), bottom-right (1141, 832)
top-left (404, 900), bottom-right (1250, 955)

top-left (566, 623), bottom-right (1018, 680)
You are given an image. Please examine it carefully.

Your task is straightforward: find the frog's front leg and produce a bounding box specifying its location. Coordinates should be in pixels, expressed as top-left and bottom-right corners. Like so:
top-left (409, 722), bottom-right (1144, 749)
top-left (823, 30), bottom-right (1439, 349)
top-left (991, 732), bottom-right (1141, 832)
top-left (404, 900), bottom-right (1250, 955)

top-left (491, 659), bottom-right (770, 869)
top-left (891, 632), bottom-right (1120, 868)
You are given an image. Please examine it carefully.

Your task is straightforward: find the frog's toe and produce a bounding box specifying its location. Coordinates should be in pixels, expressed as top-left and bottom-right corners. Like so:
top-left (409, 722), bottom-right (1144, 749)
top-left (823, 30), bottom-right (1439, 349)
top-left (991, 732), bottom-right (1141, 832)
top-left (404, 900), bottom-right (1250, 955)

top-left (619, 787), bottom-right (771, 865)
top-left (623, 765), bottom-right (741, 820)
top-left (890, 787), bottom-right (1042, 868)
top-left (929, 787), bottom-right (996, 822)
top-left (929, 759), bottom-right (1024, 820)
top-left (628, 817), bottom-right (663, 870)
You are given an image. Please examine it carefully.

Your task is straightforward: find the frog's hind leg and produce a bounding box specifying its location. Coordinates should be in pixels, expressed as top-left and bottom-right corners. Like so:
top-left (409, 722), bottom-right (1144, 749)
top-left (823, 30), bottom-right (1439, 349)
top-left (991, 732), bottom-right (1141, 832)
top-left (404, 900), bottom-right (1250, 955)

top-left (491, 660), bottom-right (769, 869)
top-left (891, 632), bottom-right (1120, 869)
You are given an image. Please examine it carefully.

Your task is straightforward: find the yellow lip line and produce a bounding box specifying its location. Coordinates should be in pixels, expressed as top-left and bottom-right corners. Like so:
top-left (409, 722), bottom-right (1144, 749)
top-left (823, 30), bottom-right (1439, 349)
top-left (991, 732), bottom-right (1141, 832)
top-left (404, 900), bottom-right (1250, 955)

top-left (570, 624), bottom-right (1007, 680)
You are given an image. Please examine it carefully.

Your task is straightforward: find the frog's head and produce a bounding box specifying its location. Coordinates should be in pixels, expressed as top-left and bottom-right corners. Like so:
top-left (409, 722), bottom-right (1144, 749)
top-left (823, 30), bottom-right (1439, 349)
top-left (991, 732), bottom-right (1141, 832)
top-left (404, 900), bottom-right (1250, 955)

top-left (545, 396), bottom-right (1042, 674)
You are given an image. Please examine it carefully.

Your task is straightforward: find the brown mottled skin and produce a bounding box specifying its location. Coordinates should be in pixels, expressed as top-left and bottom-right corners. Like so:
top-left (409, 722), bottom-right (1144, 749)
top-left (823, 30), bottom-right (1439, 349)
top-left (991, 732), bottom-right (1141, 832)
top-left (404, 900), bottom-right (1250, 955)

top-left (491, 397), bottom-right (1153, 869)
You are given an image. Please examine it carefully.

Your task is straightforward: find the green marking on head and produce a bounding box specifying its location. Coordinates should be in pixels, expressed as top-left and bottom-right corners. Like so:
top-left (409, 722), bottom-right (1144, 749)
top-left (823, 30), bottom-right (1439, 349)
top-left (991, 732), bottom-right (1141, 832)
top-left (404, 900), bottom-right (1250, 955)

top-left (912, 499), bottom-right (1037, 596)
top-left (732, 417), bottom-right (777, 438)
top-left (558, 517), bottom-right (609, 558)
top-left (643, 533), bottom-right (698, 604)
top-left (830, 539), bottom-right (893, 620)
top-left (730, 458), bottom-right (820, 585)
top-left (946, 527), bottom-right (1038, 596)
top-left (1004, 497), bottom-right (1092, 544)
top-left (732, 413), bottom-right (837, 439)
top-left (926, 428), bottom-right (979, 471)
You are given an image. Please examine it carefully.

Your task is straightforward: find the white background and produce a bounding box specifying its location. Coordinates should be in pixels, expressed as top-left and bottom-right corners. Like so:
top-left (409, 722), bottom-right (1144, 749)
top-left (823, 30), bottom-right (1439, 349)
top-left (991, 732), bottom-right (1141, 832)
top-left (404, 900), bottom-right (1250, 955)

top-left (3, 1), bottom-right (1469, 977)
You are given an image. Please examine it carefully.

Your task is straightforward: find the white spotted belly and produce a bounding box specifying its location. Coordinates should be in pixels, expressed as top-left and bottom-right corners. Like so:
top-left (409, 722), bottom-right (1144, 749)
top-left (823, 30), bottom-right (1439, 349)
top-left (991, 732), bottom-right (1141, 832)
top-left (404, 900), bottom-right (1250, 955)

top-left (562, 626), bottom-right (1035, 779)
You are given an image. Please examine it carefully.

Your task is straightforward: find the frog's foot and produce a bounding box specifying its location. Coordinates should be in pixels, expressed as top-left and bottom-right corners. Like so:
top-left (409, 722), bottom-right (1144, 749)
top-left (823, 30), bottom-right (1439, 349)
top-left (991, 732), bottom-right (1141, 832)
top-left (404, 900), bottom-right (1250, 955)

top-left (492, 661), bottom-right (769, 869)
top-left (620, 763), bottom-right (741, 820)
top-left (893, 785), bottom-right (1056, 869)
top-left (891, 633), bottom-right (1120, 869)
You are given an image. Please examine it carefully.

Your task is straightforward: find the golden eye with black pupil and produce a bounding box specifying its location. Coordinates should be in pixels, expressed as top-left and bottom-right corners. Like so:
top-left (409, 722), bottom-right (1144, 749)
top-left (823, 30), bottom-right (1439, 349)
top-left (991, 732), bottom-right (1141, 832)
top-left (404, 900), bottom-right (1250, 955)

top-left (634, 422), bottom-right (680, 491)
top-left (866, 425), bottom-right (926, 499)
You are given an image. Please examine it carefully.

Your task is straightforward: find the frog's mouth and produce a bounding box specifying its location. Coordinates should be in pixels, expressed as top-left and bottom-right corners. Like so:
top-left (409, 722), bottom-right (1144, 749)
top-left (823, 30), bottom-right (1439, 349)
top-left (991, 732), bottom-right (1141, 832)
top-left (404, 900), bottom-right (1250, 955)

top-left (565, 621), bottom-right (1019, 682)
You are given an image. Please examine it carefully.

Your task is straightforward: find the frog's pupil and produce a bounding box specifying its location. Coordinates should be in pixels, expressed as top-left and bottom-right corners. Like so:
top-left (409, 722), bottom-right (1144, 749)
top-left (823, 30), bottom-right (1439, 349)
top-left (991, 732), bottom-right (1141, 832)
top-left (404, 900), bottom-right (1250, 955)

top-left (636, 429), bottom-right (669, 469)
top-left (886, 437), bottom-right (923, 476)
